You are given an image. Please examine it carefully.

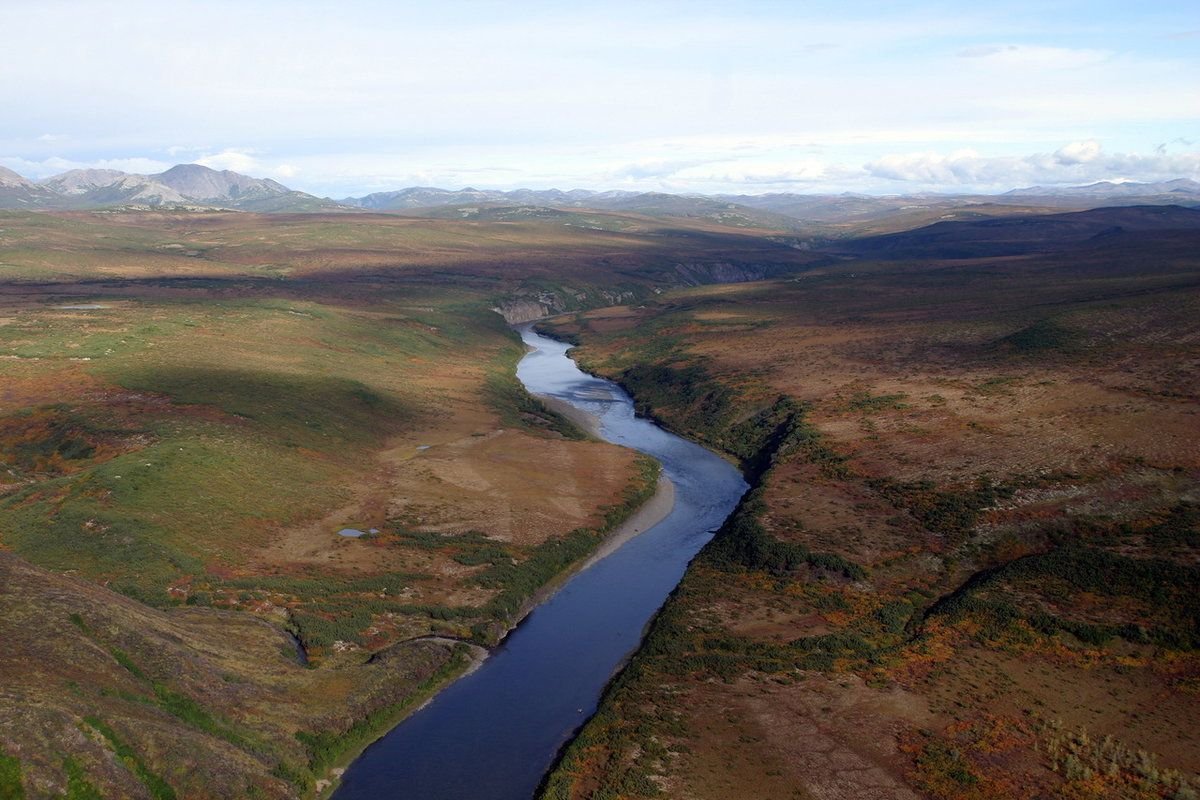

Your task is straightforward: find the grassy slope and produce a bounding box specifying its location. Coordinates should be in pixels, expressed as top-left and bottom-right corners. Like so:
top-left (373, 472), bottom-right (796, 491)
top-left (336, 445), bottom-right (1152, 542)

top-left (538, 232), bottom-right (1200, 799)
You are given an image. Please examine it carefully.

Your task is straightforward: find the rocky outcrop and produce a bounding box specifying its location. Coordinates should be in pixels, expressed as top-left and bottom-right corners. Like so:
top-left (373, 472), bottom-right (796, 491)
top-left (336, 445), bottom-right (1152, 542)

top-left (494, 299), bottom-right (556, 324)
top-left (672, 261), bottom-right (795, 286)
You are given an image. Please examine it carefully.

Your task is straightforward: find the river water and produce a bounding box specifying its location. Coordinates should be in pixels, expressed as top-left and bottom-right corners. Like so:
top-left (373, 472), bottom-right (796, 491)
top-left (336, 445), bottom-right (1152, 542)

top-left (331, 325), bottom-right (747, 800)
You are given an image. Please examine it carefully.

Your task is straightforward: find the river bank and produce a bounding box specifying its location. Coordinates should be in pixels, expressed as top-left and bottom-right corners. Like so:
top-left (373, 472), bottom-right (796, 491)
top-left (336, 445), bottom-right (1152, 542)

top-left (329, 326), bottom-right (746, 800)
top-left (315, 470), bottom-right (675, 799)
top-left (538, 393), bottom-right (602, 438)
top-left (315, 336), bottom-right (679, 799)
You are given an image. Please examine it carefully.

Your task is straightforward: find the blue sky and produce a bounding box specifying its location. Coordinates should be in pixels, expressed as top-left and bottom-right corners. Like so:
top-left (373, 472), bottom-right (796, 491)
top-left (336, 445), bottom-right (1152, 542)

top-left (2, 0), bottom-right (1197, 196)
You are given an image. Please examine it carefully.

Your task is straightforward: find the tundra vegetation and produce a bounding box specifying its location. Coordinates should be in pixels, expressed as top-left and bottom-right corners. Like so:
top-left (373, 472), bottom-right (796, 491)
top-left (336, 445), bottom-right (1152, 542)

top-left (538, 210), bottom-right (1200, 799)
top-left (1, 203), bottom-right (1198, 799)
top-left (0, 208), bottom-right (811, 798)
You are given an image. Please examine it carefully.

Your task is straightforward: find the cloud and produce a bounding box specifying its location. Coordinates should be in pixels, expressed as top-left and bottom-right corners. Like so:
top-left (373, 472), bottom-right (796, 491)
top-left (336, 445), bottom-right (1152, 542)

top-left (954, 44), bottom-right (1110, 70)
top-left (863, 141), bottom-right (1200, 189)
top-left (608, 159), bottom-right (715, 180)
top-left (1155, 137), bottom-right (1196, 155)
top-left (196, 149), bottom-right (260, 173)
top-left (674, 160), bottom-right (855, 186)
top-left (5, 136), bottom-right (1199, 197)
top-left (0, 155), bottom-right (172, 179)
top-left (1054, 139), bottom-right (1102, 165)
top-left (957, 45), bottom-right (1016, 58)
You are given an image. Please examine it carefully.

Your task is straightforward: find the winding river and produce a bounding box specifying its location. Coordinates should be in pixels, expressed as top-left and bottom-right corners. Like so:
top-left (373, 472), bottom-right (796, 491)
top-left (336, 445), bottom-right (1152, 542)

top-left (331, 325), bottom-right (747, 800)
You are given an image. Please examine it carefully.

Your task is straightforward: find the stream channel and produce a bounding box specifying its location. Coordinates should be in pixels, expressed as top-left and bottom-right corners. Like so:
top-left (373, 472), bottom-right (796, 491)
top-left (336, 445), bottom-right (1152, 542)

top-left (331, 324), bottom-right (747, 799)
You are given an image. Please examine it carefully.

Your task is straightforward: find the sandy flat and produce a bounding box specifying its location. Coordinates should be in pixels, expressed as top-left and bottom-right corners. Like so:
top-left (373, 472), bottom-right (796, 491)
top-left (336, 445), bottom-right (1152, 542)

top-left (579, 474), bottom-right (676, 571)
top-left (537, 392), bottom-right (603, 438)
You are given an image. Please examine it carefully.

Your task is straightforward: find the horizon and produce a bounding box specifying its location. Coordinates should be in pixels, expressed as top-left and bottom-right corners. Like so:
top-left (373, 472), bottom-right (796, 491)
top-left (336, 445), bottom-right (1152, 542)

top-left (2, 1), bottom-right (1198, 197)
top-left (7, 159), bottom-right (1200, 202)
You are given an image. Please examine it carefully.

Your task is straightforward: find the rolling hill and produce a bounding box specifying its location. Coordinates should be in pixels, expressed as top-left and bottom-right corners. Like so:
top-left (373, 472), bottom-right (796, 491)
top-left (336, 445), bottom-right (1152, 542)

top-left (836, 204), bottom-right (1200, 259)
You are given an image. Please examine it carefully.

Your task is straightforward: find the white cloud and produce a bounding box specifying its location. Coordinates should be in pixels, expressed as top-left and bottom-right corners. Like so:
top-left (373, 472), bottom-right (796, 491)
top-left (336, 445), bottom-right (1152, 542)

top-left (607, 159), bottom-right (715, 180)
top-left (0, 3), bottom-right (1195, 195)
top-left (672, 160), bottom-right (851, 186)
top-left (166, 144), bottom-right (209, 157)
top-left (1054, 139), bottom-right (1102, 165)
top-left (863, 142), bottom-right (1200, 190)
top-left (195, 150), bottom-right (260, 173)
top-left (957, 44), bottom-right (1110, 70)
top-left (0, 155), bottom-right (172, 179)
top-left (2, 3), bottom-right (1194, 156)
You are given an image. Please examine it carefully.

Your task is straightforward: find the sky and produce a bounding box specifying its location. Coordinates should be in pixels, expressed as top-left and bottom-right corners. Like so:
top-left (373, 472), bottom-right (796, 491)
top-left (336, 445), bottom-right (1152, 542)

top-left (2, 0), bottom-right (1197, 197)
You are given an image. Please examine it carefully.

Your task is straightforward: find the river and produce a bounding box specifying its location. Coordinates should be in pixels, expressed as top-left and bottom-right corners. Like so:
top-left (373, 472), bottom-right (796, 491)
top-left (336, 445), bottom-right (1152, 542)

top-left (330, 325), bottom-right (747, 800)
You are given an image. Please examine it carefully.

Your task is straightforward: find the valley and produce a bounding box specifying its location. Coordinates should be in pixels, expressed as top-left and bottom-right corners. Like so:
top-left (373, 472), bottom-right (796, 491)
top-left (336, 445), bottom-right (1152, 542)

top-left (0, 199), bottom-right (1197, 800)
top-left (6, 3), bottom-right (1198, 798)
top-left (0, 206), bottom-right (800, 798)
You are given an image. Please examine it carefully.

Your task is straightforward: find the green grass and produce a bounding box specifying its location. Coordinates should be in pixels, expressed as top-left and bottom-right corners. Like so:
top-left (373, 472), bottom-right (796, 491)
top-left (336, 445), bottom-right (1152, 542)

top-left (152, 684), bottom-right (249, 748)
top-left (109, 648), bottom-right (148, 681)
top-left (82, 718), bottom-right (176, 800)
top-left (0, 425), bottom-right (351, 601)
top-left (109, 367), bottom-right (414, 448)
top-left (61, 758), bottom-right (102, 800)
top-left (0, 754), bottom-right (22, 800)
top-left (296, 645), bottom-right (472, 777)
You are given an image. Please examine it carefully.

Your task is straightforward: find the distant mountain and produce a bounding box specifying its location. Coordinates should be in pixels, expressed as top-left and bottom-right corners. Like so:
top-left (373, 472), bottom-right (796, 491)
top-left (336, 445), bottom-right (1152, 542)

top-left (4, 163), bottom-right (1199, 222)
top-left (0, 166), bottom-right (34, 188)
top-left (1006, 179), bottom-right (1200, 200)
top-left (342, 186), bottom-right (641, 211)
top-left (594, 191), bottom-right (805, 229)
top-left (342, 183), bottom-right (1199, 234)
top-left (40, 168), bottom-right (131, 195)
top-left (345, 186), bottom-right (504, 210)
top-left (343, 186), bottom-right (803, 230)
top-left (0, 165), bottom-right (60, 207)
top-left (40, 170), bottom-right (188, 206)
top-left (838, 204), bottom-right (1200, 260)
top-left (154, 164), bottom-right (289, 202)
top-left (0, 163), bottom-right (346, 211)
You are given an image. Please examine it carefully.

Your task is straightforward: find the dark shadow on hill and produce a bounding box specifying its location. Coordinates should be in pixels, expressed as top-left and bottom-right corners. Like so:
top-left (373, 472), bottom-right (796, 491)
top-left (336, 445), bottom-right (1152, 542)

top-left (110, 366), bottom-right (417, 447)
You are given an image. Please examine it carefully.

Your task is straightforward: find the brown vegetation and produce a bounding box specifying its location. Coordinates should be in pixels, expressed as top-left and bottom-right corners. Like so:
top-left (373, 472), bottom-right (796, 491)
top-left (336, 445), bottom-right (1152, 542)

top-left (538, 216), bottom-right (1200, 799)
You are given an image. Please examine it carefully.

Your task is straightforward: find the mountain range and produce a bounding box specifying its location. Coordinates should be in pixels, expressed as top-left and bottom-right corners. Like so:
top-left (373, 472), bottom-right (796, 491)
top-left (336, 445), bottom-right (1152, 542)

top-left (2, 163), bottom-right (1198, 230)
top-left (0, 163), bottom-right (342, 212)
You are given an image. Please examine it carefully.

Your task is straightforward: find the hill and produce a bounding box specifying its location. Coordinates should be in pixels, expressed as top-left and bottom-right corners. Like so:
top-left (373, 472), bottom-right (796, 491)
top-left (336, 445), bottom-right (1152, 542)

top-left (342, 187), bottom-right (803, 231)
top-left (1006, 178), bottom-right (1200, 200)
top-left (837, 204), bottom-right (1200, 259)
top-left (0, 164), bottom-right (346, 212)
top-left (0, 166), bottom-right (59, 208)
top-left (0, 551), bottom-right (466, 798)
